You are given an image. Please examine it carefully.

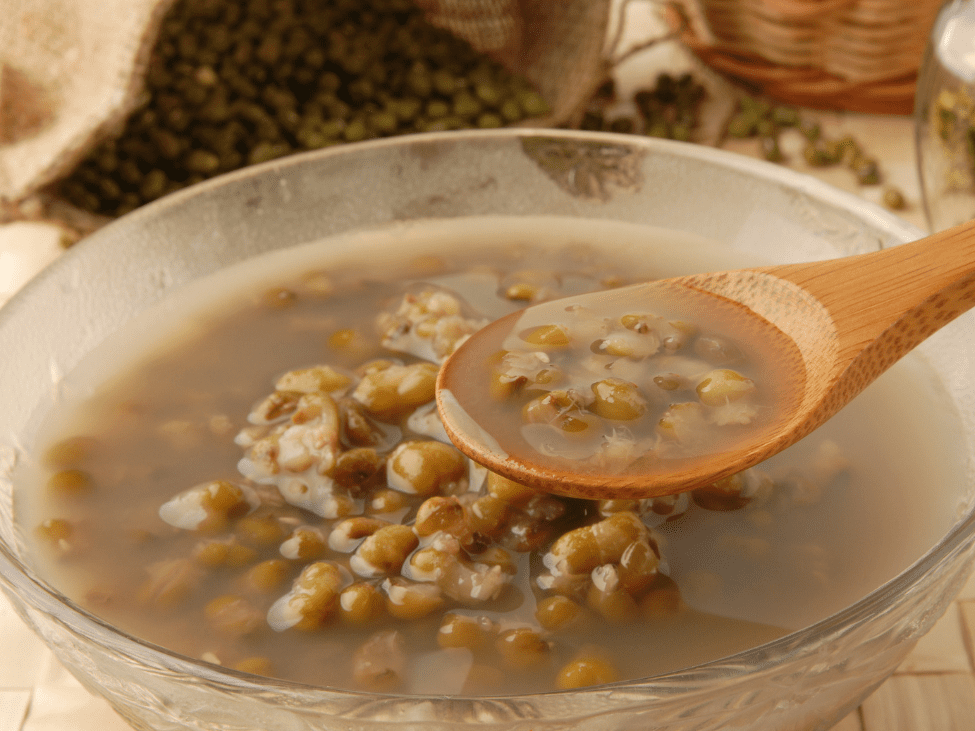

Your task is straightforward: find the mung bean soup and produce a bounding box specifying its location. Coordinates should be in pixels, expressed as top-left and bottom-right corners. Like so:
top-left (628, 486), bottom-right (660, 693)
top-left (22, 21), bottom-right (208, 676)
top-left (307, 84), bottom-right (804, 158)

top-left (14, 217), bottom-right (968, 695)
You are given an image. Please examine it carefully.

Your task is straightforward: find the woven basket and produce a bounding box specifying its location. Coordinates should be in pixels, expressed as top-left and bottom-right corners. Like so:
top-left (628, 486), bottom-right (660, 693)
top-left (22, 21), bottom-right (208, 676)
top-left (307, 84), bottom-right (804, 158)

top-left (671, 0), bottom-right (943, 113)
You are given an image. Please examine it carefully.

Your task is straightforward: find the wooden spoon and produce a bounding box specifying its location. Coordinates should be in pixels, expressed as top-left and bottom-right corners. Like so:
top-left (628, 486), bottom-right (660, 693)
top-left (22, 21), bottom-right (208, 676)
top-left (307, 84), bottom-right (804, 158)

top-left (436, 219), bottom-right (975, 500)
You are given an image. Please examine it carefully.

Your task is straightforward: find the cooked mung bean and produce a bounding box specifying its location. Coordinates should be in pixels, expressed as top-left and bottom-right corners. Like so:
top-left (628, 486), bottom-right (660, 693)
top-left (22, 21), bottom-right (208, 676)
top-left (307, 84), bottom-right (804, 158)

top-left (19, 226), bottom-right (884, 695)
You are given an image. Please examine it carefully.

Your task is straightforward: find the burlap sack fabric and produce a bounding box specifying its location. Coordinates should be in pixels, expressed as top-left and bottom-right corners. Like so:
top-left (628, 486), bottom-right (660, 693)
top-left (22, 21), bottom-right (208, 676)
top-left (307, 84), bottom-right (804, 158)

top-left (0, 0), bottom-right (612, 204)
top-left (0, 0), bottom-right (174, 202)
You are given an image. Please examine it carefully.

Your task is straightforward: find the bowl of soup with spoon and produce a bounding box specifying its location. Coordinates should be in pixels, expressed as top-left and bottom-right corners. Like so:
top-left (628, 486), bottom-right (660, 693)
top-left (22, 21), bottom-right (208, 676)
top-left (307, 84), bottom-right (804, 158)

top-left (0, 129), bottom-right (973, 731)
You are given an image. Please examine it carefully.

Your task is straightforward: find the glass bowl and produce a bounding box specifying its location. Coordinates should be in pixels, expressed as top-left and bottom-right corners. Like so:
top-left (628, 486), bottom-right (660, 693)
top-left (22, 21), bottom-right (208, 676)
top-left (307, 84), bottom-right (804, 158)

top-left (2, 129), bottom-right (974, 731)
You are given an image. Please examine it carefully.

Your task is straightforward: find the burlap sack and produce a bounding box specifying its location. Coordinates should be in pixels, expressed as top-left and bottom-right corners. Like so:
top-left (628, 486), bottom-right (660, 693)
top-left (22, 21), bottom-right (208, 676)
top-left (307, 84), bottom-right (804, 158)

top-left (0, 0), bottom-right (612, 203)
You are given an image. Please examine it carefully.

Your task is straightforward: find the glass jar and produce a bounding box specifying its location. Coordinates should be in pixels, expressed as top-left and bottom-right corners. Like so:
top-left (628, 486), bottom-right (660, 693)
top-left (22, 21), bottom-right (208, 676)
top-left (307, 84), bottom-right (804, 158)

top-left (916, 0), bottom-right (975, 231)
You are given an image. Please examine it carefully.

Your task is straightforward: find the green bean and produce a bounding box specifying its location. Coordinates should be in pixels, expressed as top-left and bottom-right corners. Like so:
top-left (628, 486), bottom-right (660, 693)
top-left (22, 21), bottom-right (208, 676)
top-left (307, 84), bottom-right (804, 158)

top-left (56, 0), bottom-right (553, 218)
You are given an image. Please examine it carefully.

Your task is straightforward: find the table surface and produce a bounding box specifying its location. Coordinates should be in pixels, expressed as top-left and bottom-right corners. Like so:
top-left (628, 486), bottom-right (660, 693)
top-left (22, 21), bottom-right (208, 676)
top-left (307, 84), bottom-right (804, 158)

top-left (3, 8), bottom-right (975, 728)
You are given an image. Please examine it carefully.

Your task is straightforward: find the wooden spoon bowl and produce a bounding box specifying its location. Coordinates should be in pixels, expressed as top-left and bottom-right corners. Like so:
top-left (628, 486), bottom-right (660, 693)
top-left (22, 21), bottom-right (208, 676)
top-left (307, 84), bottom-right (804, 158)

top-left (437, 220), bottom-right (975, 499)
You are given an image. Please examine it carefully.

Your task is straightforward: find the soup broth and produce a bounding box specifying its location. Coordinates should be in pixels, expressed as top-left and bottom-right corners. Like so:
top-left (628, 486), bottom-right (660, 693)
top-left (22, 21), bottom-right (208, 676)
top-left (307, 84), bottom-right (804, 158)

top-left (12, 216), bottom-right (968, 695)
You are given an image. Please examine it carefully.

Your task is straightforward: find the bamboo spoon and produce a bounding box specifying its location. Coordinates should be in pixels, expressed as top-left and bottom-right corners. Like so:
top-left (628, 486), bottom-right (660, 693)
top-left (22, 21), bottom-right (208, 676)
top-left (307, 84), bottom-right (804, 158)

top-left (436, 219), bottom-right (975, 500)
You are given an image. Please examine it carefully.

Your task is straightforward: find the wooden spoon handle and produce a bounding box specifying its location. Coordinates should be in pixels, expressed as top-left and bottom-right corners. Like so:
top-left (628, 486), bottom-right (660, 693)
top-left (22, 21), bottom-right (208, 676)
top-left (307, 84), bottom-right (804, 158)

top-left (761, 220), bottom-right (975, 412)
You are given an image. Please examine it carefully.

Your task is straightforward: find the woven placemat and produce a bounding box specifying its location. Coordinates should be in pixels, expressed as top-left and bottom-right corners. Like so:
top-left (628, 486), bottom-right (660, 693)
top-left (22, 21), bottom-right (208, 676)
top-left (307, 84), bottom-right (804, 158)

top-left (840, 570), bottom-right (975, 730)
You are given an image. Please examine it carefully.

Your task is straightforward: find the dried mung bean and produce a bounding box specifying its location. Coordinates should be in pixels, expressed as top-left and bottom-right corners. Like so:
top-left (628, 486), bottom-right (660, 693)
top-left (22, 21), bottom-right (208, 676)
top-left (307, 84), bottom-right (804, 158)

top-left (721, 95), bottom-right (888, 188)
top-left (633, 73), bottom-right (706, 141)
top-left (56, 0), bottom-right (551, 218)
top-left (761, 135), bottom-right (783, 162)
top-left (853, 157), bottom-right (881, 185)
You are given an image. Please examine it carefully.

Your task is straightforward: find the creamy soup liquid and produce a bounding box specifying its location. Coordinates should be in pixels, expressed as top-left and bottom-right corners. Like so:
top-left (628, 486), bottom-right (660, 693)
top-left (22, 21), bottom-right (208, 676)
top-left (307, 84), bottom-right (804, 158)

top-left (13, 216), bottom-right (968, 694)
